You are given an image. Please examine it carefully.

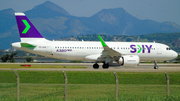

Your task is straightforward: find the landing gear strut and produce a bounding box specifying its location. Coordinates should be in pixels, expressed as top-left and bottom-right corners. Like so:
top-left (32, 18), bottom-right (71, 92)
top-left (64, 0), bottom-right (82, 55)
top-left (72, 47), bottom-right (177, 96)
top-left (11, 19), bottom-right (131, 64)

top-left (154, 61), bottom-right (159, 69)
top-left (102, 63), bottom-right (109, 69)
top-left (93, 63), bottom-right (99, 69)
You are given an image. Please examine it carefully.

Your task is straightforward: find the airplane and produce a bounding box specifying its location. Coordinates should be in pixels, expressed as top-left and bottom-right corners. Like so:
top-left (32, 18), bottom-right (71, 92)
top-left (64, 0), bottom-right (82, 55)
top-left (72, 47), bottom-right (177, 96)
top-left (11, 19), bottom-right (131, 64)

top-left (11, 12), bottom-right (178, 69)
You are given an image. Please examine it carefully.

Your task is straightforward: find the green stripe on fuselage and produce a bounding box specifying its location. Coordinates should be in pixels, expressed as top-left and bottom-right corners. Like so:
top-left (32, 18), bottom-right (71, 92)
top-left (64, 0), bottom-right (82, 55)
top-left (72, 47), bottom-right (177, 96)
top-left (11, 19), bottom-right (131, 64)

top-left (21, 43), bottom-right (36, 48)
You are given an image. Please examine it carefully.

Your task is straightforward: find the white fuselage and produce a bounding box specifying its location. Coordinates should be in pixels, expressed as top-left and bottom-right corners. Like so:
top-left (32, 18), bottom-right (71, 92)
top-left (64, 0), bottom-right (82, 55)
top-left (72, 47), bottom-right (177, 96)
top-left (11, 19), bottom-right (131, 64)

top-left (13, 12), bottom-right (178, 68)
top-left (12, 39), bottom-right (178, 62)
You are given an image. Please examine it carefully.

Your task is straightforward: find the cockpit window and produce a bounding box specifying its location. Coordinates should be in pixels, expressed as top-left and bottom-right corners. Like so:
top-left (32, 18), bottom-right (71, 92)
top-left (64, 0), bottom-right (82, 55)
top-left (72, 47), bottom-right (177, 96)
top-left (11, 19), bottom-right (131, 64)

top-left (166, 47), bottom-right (171, 50)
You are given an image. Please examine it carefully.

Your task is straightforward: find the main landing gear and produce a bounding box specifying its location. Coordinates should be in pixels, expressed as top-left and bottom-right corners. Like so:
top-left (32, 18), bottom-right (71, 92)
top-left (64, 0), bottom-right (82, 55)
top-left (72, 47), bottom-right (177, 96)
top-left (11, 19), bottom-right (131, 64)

top-left (102, 63), bottom-right (109, 69)
top-left (93, 63), bottom-right (99, 69)
top-left (93, 63), bottom-right (109, 69)
top-left (154, 61), bottom-right (159, 69)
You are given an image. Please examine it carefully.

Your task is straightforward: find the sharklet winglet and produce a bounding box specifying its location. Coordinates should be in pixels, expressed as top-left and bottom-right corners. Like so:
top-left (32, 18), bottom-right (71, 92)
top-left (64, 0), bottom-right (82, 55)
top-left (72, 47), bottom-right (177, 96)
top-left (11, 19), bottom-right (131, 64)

top-left (98, 35), bottom-right (107, 47)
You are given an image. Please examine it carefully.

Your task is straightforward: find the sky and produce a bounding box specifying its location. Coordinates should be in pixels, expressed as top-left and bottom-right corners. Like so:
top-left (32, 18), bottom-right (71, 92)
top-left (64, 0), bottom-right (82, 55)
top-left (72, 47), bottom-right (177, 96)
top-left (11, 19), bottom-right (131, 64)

top-left (0, 0), bottom-right (180, 25)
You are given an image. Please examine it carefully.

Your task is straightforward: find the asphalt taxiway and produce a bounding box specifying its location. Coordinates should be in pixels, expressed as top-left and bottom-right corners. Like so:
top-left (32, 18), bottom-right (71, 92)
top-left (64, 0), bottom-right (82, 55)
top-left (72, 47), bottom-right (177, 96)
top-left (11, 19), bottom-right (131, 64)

top-left (0, 63), bottom-right (180, 72)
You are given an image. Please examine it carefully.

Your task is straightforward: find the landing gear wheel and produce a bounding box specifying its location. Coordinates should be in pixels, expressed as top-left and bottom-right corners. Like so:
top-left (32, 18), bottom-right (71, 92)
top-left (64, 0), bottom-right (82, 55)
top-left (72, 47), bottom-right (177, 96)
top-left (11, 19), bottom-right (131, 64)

top-left (154, 66), bottom-right (159, 69)
top-left (154, 61), bottom-right (159, 69)
top-left (93, 63), bottom-right (99, 69)
top-left (102, 63), bottom-right (109, 69)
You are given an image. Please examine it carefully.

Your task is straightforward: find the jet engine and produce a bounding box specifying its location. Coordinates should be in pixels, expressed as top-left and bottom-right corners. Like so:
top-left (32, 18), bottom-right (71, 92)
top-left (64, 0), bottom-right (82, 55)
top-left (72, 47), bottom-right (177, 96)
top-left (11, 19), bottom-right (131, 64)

top-left (119, 55), bottom-right (140, 67)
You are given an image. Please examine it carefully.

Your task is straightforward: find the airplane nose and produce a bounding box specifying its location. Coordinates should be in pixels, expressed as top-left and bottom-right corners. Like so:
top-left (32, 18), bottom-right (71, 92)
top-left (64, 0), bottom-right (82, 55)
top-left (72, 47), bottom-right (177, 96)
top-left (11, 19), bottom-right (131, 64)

top-left (175, 52), bottom-right (178, 58)
top-left (173, 51), bottom-right (178, 59)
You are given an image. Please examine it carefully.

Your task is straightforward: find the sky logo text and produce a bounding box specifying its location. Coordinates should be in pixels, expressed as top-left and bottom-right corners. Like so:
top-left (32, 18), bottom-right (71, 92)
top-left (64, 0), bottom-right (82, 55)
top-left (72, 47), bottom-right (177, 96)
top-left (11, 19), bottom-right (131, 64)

top-left (130, 45), bottom-right (152, 53)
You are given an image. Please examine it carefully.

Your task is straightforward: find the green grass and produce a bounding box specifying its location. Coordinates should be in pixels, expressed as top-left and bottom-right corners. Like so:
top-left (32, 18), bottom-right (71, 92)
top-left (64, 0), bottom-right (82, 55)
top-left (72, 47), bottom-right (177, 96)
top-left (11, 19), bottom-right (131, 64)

top-left (0, 70), bottom-right (180, 100)
top-left (66, 71), bottom-right (180, 85)
top-left (0, 71), bottom-right (16, 83)
top-left (0, 64), bottom-right (86, 68)
top-left (117, 72), bottom-right (166, 84)
top-left (66, 71), bottom-right (115, 84)
top-left (0, 71), bottom-right (180, 84)
top-left (0, 84), bottom-right (180, 101)
top-left (18, 71), bottom-right (65, 84)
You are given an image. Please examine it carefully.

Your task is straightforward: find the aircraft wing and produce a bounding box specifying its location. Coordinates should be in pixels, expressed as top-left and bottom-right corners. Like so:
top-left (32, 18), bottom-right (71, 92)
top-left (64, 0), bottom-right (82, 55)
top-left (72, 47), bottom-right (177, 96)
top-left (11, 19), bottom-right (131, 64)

top-left (98, 35), bottom-right (122, 60)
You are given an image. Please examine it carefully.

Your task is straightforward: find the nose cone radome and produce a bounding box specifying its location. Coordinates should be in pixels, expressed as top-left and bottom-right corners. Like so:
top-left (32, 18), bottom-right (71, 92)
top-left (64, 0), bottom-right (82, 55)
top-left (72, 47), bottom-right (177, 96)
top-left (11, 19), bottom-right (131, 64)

top-left (174, 51), bottom-right (178, 58)
top-left (11, 42), bottom-right (21, 49)
top-left (172, 51), bottom-right (178, 59)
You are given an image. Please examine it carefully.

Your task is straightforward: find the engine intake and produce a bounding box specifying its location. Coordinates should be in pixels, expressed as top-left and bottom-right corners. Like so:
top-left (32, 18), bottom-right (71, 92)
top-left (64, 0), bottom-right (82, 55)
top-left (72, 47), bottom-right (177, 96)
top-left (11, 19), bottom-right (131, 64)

top-left (119, 55), bottom-right (140, 67)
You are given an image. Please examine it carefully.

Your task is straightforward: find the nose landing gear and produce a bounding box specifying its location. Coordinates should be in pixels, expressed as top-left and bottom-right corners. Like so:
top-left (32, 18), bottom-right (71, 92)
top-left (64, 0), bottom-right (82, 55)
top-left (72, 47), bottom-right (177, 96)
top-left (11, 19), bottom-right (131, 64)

top-left (154, 61), bottom-right (159, 69)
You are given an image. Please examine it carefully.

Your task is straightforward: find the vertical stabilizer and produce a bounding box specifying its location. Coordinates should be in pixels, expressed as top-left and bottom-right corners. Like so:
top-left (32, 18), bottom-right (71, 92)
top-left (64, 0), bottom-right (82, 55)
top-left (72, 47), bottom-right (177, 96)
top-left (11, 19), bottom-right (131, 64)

top-left (15, 12), bottom-right (45, 42)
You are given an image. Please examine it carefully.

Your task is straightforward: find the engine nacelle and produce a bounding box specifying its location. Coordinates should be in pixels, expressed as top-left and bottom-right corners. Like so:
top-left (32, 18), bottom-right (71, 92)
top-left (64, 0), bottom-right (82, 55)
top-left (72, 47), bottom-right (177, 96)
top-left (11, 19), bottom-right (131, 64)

top-left (119, 55), bottom-right (140, 67)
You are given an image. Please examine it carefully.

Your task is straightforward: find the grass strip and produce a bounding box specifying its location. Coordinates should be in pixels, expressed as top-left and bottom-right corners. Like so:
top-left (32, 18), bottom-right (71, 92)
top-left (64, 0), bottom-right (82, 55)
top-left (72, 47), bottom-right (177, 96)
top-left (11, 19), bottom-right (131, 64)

top-left (0, 84), bottom-right (180, 101)
top-left (0, 71), bottom-right (180, 85)
top-left (0, 71), bottom-right (180, 100)
top-left (18, 71), bottom-right (65, 84)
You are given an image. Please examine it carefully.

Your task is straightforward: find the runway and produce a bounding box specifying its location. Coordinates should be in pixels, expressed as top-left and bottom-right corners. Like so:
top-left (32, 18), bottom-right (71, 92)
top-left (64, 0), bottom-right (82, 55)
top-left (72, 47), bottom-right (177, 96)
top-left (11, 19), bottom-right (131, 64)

top-left (0, 63), bottom-right (180, 72)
